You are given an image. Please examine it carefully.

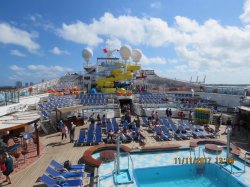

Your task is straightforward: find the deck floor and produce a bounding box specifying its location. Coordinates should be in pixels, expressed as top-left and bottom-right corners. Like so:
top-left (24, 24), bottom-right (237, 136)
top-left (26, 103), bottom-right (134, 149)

top-left (1, 122), bottom-right (232, 187)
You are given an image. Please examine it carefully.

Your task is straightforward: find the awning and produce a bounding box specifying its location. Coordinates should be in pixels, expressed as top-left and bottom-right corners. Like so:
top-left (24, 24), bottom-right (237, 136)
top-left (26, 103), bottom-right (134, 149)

top-left (238, 106), bottom-right (250, 112)
top-left (56, 105), bottom-right (85, 113)
top-left (0, 111), bottom-right (40, 132)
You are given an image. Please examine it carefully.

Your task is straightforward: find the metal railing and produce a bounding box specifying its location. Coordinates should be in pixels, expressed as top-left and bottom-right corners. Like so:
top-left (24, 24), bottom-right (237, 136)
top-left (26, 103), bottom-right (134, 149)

top-left (244, 152), bottom-right (250, 173)
top-left (198, 147), bottom-right (206, 158)
top-left (216, 145), bottom-right (246, 174)
top-left (190, 147), bottom-right (196, 159)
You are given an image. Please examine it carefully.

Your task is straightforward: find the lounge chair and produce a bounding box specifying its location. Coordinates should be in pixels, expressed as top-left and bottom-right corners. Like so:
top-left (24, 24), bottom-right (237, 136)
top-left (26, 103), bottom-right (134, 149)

top-left (111, 118), bottom-right (119, 132)
top-left (142, 117), bottom-right (148, 127)
top-left (169, 124), bottom-right (188, 139)
top-left (185, 124), bottom-right (204, 138)
top-left (154, 126), bottom-right (169, 141)
top-left (161, 126), bottom-right (174, 139)
top-left (178, 125), bottom-right (193, 138)
top-left (194, 125), bottom-right (215, 138)
top-left (40, 174), bottom-right (82, 187)
top-left (86, 125), bottom-right (94, 145)
top-left (45, 166), bottom-right (83, 179)
top-left (76, 129), bottom-right (86, 145)
top-left (94, 124), bottom-right (102, 143)
top-left (50, 160), bottom-right (84, 171)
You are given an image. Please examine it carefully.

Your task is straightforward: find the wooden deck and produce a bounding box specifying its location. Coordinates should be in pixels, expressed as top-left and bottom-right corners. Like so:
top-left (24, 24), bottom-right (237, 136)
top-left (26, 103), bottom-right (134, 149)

top-left (5, 122), bottom-right (239, 187)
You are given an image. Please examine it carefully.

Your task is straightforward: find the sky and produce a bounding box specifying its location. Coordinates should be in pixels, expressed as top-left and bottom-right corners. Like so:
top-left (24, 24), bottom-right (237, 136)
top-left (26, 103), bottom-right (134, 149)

top-left (1, 0), bottom-right (250, 86)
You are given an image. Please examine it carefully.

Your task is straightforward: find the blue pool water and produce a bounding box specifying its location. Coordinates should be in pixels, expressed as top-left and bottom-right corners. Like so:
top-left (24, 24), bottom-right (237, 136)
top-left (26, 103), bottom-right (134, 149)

top-left (96, 147), bottom-right (250, 187)
top-left (134, 164), bottom-right (245, 187)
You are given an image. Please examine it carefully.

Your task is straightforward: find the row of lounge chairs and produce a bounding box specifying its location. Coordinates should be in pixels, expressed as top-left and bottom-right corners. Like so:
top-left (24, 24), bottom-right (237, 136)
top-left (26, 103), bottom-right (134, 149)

top-left (76, 123), bottom-right (102, 146)
top-left (143, 117), bottom-right (219, 141)
top-left (40, 160), bottom-right (86, 187)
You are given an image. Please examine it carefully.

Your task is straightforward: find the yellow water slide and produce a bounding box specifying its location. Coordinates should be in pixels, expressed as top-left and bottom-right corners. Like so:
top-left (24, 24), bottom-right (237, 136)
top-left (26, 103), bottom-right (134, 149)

top-left (96, 63), bottom-right (140, 93)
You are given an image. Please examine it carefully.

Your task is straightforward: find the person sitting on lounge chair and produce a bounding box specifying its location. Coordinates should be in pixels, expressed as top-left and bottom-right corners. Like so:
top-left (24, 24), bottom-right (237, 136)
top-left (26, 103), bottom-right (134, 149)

top-left (154, 119), bottom-right (160, 126)
top-left (204, 125), bottom-right (215, 133)
top-left (107, 130), bottom-right (114, 143)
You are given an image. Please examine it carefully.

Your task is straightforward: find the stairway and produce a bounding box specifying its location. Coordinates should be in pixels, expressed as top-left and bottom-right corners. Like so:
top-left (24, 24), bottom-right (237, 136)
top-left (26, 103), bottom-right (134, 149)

top-left (40, 121), bottom-right (57, 134)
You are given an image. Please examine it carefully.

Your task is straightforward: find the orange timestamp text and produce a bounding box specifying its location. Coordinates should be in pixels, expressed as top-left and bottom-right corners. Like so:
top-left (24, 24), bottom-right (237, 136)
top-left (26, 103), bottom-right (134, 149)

top-left (174, 157), bottom-right (235, 165)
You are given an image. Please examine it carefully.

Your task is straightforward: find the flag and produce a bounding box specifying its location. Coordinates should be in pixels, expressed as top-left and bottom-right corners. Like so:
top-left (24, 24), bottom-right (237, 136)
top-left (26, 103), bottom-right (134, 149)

top-left (102, 48), bottom-right (108, 53)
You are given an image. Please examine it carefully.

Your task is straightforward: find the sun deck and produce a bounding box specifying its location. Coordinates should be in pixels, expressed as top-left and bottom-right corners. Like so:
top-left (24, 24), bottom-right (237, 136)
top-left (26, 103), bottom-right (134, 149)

top-left (2, 119), bottom-right (248, 187)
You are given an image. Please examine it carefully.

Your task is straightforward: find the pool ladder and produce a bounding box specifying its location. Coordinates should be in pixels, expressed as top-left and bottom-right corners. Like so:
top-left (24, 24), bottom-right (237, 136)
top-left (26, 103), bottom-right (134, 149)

top-left (216, 146), bottom-right (246, 174)
top-left (189, 147), bottom-right (206, 163)
top-left (244, 152), bottom-right (250, 173)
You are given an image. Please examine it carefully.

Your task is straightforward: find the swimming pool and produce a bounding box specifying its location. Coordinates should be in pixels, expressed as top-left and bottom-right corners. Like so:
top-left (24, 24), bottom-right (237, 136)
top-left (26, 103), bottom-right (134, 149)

top-left (96, 146), bottom-right (250, 187)
top-left (134, 164), bottom-right (244, 187)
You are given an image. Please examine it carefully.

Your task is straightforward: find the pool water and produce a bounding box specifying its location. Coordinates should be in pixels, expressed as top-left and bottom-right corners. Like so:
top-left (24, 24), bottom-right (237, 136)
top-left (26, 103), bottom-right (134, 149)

top-left (134, 164), bottom-right (244, 187)
top-left (96, 147), bottom-right (250, 187)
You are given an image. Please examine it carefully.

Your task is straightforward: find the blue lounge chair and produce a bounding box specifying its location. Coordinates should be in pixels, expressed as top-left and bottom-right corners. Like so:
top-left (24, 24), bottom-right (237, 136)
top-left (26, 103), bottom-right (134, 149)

top-left (86, 125), bottom-right (94, 145)
top-left (154, 126), bottom-right (168, 141)
top-left (76, 129), bottom-right (86, 145)
top-left (169, 124), bottom-right (187, 139)
top-left (50, 160), bottom-right (84, 171)
top-left (106, 121), bottom-right (114, 132)
top-left (161, 126), bottom-right (174, 139)
top-left (94, 124), bottom-right (102, 143)
top-left (46, 166), bottom-right (83, 179)
top-left (194, 125), bottom-right (214, 138)
top-left (40, 174), bottom-right (82, 187)
top-left (112, 118), bottom-right (119, 132)
top-left (185, 123), bottom-right (204, 138)
top-left (142, 117), bottom-right (148, 127)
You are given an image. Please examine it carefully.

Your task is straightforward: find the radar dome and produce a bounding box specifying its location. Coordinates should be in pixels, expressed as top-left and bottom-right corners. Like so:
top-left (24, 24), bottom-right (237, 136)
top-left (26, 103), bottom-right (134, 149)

top-left (119, 45), bottom-right (132, 61)
top-left (82, 48), bottom-right (93, 65)
top-left (131, 49), bottom-right (142, 63)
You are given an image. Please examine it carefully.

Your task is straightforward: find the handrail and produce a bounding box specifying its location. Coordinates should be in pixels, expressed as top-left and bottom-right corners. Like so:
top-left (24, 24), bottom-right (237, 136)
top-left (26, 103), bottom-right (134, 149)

top-left (198, 147), bottom-right (206, 158)
top-left (190, 147), bottom-right (196, 159)
top-left (216, 146), bottom-right (227, 158)
top-left (244, 152), bottom-right (250, 173)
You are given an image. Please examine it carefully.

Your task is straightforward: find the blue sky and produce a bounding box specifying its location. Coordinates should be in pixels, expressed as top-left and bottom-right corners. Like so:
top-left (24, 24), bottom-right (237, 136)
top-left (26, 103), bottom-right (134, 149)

top-left (1, 0), bottom-right (250, 86)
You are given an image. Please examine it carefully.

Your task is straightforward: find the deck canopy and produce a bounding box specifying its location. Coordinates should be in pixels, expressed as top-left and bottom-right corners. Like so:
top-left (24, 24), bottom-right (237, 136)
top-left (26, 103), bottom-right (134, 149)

top-left (55, 105), bottom-right (85, 114)
top-left (0, 111), bottom-right (40, 132)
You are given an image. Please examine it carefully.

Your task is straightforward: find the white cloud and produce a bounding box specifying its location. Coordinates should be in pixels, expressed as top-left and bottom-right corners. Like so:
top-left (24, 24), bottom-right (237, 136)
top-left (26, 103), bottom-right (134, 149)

top-left (240, 0), bottom-right (250, 24)
top-left (150, 1), bottom-right (162, 9)
top-left (9, 64), bottom-right (73, 81)
top-left (9, 49), bottom-right (26, 57)
top-left (57, 12), bottom-right (173, 47)
top-left (105, 38), bottom-right (121, 50)
top-left (50, 46), bottom-right (70, 55)
top-left (0, 23), bottom-right (40, 52)
top-left (57, 9), bottom-right (250, 83)
top-left (10, 65), bottom-right (25, 72)
top-left (140, 54), bottom-right (167, 65)
top-left (58, 21), bottom-right (103, 47)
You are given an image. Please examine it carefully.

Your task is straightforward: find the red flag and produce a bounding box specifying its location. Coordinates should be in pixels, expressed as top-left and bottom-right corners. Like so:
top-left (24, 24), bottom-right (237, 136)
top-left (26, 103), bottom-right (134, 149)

top-left (103, 48), bottom-right (108, 53)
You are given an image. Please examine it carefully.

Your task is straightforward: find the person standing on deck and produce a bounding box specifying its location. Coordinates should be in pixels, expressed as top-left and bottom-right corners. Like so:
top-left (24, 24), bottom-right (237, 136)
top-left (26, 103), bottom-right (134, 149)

top-left (215, 113), bottom-right (222, 132)
top-left (169, 109), bottom-right (172, 118)
top-left (188, 111), bottom-right (193, 123)
top-left (2, 152), bottom-right (14, 185)
top-left (61, 125), bottom-right (68, 141)
top-left (69, 122), bottom-right (76, 143)
top-left (102, 114), bottom-right (106, 127)
top-left (166, 108), bottom-right (169, 117)
top-left (222, 118), bottom-right (232, 135)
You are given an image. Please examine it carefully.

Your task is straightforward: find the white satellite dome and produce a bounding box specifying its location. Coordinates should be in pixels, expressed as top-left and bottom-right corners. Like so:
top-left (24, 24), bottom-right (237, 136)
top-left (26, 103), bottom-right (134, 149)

top-left (82, 48), bottom-right (93, 65)
top-left (119, 45), bottom-right (132, 61)
top-left (131, 49), bottom-right (142, 63)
